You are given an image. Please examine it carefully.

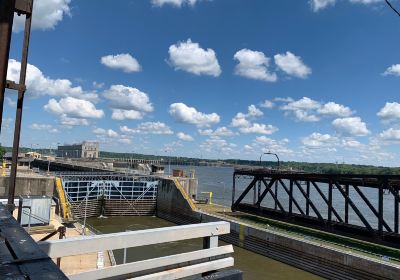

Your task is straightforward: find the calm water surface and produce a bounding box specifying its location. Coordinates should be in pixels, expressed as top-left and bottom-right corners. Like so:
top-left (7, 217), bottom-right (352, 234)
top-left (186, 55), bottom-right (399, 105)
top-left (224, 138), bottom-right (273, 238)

top-left (88, 216), bottom-right (322, 280)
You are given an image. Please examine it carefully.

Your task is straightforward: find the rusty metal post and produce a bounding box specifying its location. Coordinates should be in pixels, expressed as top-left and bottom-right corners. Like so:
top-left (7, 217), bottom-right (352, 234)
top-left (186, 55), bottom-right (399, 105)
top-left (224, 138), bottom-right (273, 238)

top-left (328, 180), bottom-right (333, 225)
top-left (0, 0), bottom-right (16, 134)
top-left (345, 184), bottom-right (349, 224)
top-left (57, 226), bottom-right (66, 267)
top-left (306, 180), bottom-right (310, 215)
top-left (378, 180), bottom-right (384, 239)
top-left (231, 173), bottom-right (236, 210)
top-left (289, 179), bottom-right (293, 217)
top-left (8, 0), bottom-right (33, 212)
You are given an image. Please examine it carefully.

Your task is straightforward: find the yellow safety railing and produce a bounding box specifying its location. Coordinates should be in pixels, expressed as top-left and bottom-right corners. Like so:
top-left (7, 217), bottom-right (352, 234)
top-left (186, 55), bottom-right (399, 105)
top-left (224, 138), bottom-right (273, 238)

top-left (201, 192), bottom-right (213, 205)
top-left (174, 178), bottom-right (196, 211)
top-left (55, 177), bottom-right (72, 220)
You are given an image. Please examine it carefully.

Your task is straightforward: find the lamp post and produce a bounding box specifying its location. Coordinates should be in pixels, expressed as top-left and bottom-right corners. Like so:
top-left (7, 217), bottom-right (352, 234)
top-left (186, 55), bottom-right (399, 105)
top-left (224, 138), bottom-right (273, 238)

top-left (260, 152), bottom-right (280, 170)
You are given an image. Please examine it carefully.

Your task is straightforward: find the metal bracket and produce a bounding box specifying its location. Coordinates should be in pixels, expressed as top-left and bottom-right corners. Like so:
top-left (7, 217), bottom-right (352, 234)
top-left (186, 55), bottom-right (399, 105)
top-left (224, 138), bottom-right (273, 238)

top-left (5, 80), bottom-right (26, 92)
top-left (14, 0), bottom-right (33, 15)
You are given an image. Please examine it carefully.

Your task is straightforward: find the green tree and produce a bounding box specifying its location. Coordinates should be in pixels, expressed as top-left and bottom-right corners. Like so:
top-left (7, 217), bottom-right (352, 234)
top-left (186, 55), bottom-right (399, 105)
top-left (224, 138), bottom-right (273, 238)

top-left (0, 145), bottom-right (5, 162)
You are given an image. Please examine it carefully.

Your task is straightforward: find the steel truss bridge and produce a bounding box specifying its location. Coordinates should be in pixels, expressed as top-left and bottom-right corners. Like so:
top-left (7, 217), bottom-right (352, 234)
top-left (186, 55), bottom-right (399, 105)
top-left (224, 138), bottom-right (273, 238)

top-left (231, 168), bottom-right (400, 247)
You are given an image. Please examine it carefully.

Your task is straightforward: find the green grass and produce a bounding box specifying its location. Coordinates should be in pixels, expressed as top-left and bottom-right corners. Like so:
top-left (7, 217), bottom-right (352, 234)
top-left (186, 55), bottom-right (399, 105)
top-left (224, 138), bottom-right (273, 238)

top-left (225, 212), bottom-right (400, 263)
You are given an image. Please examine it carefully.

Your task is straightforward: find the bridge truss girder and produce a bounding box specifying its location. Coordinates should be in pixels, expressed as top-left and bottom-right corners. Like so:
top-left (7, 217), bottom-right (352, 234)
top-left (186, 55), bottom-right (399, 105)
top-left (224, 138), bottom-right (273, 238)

top-left (231, 170), bottom-right (400, 247)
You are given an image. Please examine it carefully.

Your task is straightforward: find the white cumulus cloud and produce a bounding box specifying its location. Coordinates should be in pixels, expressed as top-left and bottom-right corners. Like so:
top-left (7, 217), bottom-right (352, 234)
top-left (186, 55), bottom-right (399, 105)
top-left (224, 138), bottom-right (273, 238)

top-left (253, 136), bottom-right (293, 155)
top-left (200, 137), bottom-right (237, 154)
top-left (310, 0), bottom-right (336, 12)
top-left (44, 97), bottom-right (104, 126)
top-left (317, 102), bottom-right (353, 117)
top-left (332, 117), bottom-right (370, 136)
top-left (93, 128), bottom-right (119, 138)
top-left (302, 132), bottom-right (338, 148)
top-left (13, 0), bottom-right (71, 32)
top-left (281, 97), bottom-right (320, 122)
top-left (101, 54), bottom-right (142, 73)
top-left (120, 122), bottom-right (173, 135)
top-left (29, 123), bottom-right (59, 133)
top-left (380, 128), bottom-right (400, 141)
top-left (231, 105), bottom-right (263, 128)
top-left (169, 103), bottom-right (220, 127)
top-left (168, 39), bottom-right (221, 77)
top-left (103, 85), bottom-right (154, 113)
top-left (152, 0), bottom-right (206, 7)
top-left (177, 132), bottom-right (194, 141)
top-left (310, 0), bottom-right (384, 12)
top-left (260, 100), bottom-right (274, 109)
top-left (274, 52), bottom-right (311, 79)
top-left (198, 126), bottom-right (235, 137)
top-left (377, 102), bottom-right (400, 122)
top-left (239, 123), bottom-right (278, 135)
top-left (7, 59), bottom-right (98, 101)
top-left (233, 49), bottom-right (277, 82)
top-left (111, 109), bottom-right (144, 121)
top-left (383, 64), bottom-right (400, 76)
top-left (281, 97), bottom-right (353, 122)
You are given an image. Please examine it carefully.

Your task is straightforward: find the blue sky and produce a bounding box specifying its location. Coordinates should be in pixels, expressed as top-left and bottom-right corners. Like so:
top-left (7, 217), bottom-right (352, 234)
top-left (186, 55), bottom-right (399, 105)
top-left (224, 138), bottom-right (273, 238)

top-left (3, 0), bottom-right (400, 165)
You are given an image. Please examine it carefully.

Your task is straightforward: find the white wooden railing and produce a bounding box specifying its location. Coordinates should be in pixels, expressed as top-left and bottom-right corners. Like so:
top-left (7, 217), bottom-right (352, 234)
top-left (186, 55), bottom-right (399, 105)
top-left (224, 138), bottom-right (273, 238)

top-left (37, 222), bottom-right (234, 280)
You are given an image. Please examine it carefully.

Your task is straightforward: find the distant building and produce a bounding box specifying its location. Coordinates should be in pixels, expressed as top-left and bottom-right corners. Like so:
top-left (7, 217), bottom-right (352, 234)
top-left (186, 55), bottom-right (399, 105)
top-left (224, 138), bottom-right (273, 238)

top-left (56, 141), bottom-right (99, 159)
top-left (25, 152), bottom-right (41, 159)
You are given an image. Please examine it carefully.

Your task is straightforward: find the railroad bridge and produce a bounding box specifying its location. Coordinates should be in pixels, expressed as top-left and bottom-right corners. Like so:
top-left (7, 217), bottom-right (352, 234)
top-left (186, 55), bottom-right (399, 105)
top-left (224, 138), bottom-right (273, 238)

top-left (232, 168), bottom-right (400, 247)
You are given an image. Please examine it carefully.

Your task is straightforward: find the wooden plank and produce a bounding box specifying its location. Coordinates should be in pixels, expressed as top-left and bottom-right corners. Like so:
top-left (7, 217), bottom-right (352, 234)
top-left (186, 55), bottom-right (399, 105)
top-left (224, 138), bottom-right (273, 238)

top-left (131, 258), bottom-right (234, 280)
top-left (0, 204), bottom-right (67, 279)
top-left (39, 222), bottom-right (230, 258)
top-left (69, 245), bottom-right (233, 280)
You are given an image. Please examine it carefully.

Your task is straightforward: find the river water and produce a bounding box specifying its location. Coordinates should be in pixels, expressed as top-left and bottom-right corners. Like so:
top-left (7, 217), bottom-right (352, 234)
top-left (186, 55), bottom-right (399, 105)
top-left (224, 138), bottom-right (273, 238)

top-left (88, 216), bottom-right (322, 280)
top-left (86, 165), bottom-right (396, 279)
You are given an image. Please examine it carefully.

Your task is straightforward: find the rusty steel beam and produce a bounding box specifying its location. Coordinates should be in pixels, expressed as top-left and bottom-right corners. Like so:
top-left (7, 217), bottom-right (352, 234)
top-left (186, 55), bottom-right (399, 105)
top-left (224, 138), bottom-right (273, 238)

top-left (345, 184), bottom-right (349, 224)
top-left (0, 0), bottom-right (16, 135)
top-left (261, 179), bottom-right (285, 213)
top-left (310, 181), bottom-right (343, 223)
top-left (293, 180), bottom-right (325, 223)
top-left (334, 182), bottom-right (374, 233)
top-left (353, 184), bottom-right (391, 232)
top-left (8, 1), bottom-right (33, 212)
top-left (6, 80), bottom-right (26, 91)
top-left (15, 0), bottom-right (33, 15)
top-left (255, 178), bottom-right (276, 205)
top-left (277, 179), bottom-right (305, 216)
top-left (232, 177), bottom-right (258, 210)
top-left (386, 184), bottom-right (400, 234)
top-left (306, 180), bottom-right (310, 216)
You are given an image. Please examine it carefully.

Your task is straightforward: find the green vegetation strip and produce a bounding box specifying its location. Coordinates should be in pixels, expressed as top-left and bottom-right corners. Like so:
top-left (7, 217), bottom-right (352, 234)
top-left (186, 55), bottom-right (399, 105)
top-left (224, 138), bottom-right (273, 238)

top-left (225, 212), bottom-right (400, 263)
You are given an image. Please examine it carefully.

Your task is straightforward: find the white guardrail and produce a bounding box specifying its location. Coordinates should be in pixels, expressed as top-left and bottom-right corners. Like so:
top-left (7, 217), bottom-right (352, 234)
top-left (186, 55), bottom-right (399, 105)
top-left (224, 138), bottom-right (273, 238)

top-left (38, 222), bottom-right (233, 280)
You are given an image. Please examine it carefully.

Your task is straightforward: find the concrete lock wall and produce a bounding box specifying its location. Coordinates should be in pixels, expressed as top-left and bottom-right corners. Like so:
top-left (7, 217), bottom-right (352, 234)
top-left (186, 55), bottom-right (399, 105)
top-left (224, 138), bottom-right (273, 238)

top-left (156, 179), bottom-right (400, 280)
top-left (0, 176), bottom-right (55, 198)
top-left (157, 179), bottom-right (201, 224)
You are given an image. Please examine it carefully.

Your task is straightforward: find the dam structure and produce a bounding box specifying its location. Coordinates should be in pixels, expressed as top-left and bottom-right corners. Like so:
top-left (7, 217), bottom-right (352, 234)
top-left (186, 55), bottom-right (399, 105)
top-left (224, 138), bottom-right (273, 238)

top-left (38, 159), bottom-right (400, 280)
top-left (57, 172), bottom-right (159, 218)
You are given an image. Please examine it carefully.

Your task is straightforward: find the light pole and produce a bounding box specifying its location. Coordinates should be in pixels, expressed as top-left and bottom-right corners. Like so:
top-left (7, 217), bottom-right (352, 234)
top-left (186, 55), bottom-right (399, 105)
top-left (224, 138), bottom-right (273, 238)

top-left (260, 152), bottom-right (280, 170)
